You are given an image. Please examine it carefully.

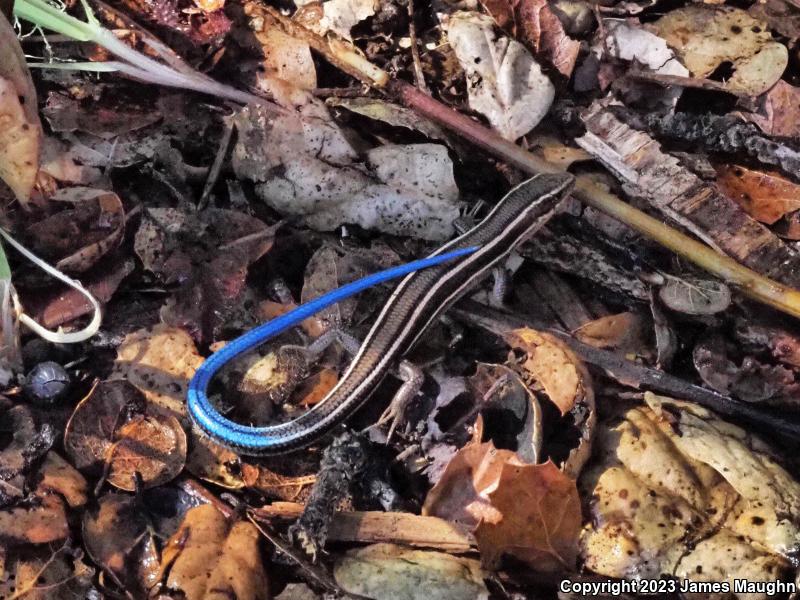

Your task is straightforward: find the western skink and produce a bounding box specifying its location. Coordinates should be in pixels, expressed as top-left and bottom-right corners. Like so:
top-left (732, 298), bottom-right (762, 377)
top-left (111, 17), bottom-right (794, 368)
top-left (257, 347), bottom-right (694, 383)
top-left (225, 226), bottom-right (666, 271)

top-left (187, 172), bottom-right (575, 455)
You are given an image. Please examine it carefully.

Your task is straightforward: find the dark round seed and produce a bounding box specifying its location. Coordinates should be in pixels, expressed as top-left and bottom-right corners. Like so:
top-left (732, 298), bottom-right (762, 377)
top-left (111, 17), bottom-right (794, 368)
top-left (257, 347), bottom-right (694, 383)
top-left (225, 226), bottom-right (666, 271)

top-left (22, 361), bottom-right (70, 406)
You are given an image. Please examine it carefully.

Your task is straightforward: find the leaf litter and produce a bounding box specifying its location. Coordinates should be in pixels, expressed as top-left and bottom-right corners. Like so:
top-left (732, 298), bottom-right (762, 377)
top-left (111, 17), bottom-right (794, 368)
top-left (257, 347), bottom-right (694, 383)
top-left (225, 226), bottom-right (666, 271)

top-left (1, 0), bottom-right (800, 595)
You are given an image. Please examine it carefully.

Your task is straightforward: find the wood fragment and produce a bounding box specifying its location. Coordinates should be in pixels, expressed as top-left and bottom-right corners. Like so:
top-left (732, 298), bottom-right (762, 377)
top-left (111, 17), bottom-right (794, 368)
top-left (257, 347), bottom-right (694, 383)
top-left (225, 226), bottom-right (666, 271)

top-left (252, 504), bottom-right (477, 552)
top-left (577, 102), bottom-right (800, 289)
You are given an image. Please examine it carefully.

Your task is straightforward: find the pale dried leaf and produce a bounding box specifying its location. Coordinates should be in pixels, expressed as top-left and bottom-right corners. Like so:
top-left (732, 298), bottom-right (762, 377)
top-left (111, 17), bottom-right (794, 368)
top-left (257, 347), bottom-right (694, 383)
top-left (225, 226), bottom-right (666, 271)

top-left (447, 11), bottom-right (555, 140)
top-left (0, 77), bottom-right (40, 204)
top-left (334, 543), bottom-right (488, 600)
top-left (233, 103), bottom-right (460, 241)
top-left (651, 5), bottom-right (787, 96)
top-left (0, 14), bottom-right (41, 205)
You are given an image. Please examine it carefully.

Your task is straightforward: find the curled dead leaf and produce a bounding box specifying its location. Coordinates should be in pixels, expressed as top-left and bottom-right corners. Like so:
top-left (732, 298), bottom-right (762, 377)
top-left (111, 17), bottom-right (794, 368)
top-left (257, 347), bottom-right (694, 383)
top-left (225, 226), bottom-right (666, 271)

top-left (573, 312), bottom-right (649, 355)
top-left (468, 363), bottom-right (542, 464)
top-left (422, 442), bottom-right (518, 528)
top-left (502, 328), bottom-right (595, 476)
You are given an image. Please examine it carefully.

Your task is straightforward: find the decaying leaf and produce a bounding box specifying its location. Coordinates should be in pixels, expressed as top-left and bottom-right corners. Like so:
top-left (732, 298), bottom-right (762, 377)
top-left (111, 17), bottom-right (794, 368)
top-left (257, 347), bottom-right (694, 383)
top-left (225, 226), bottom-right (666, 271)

top-left (82, 493), bottom-right (160, 595)
top-left (573, 312), bottom-right (649, 355)
top-left (748, 0), bottom-right (800, 42)
top-left (659, 276), bottom-right (731, 315)
top-left (513, 0), bottom-right (581, 77)
top-left (233, 102), bottom-right (461, 241)
top-left (693, 332), bottom-right (798, 403)
top-left (468, 363), bottom-right (543, 464)
top-left (64, 379), bottom-right (187, 489)
top-left (26, 188), bottom-right (125, 272)
top-left (502, 328), bottom-right (591, 416)
top-left (741, 80), bottom-right (800, 139)
top-left (64, 380), bottom-right (147, 473)
top-left (107, 414), bottom-right (187, 491)
top-left (716, 164), bottom-right (800, 225)
top-left (0, 12), bottom-right (42, 204)
top-left (243, 2), bottom-right (317, 107)
top-left (36, 451), bottom-right (89, 508)
top-left (157, 504), bottom-right (269, 600)
top-left (474, 460), bottom-right (581, 572)
top-left (446, 11), bottom-right (555, 141)
top-left (580, 393), bottom-right (798, 591)
top-left (0, 493), bottom-right (69, 545)
top-left (333, 543), bottom-right (488, 600)
top-left (422, 441), bottom-right (581, 574)
top-left (0, 548), bottom-right (94, 600)
top-left (651, 5), bottom-right (787, 96)
top-left (0, 404), bottom-right (56, 504)
top-left (112, 325), bottom-right (204, 418)
top-left (134, 207), bottom-right (277, 342)
top-left (327, 97), bottom-right (449, 141)
top-left (110, 325), bottom-right (253, 487)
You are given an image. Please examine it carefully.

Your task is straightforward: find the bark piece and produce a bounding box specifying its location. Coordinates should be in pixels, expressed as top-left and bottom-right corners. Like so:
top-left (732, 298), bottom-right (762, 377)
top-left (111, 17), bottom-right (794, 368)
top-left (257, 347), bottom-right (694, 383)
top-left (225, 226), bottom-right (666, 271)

top-left (577, 103), bottom-right (800, 288)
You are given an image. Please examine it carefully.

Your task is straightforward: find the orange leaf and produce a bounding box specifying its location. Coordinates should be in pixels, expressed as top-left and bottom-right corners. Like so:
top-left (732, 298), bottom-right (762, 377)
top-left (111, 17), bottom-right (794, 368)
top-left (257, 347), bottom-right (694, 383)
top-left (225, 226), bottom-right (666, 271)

top-left (422, 442), bottom-right (520, 528)
top-left (716, 164), bottom-right (800, 225)
top-left (474, 460), bottom-right (581, 572)
top-left (502, 328), bottom-right (592, 416)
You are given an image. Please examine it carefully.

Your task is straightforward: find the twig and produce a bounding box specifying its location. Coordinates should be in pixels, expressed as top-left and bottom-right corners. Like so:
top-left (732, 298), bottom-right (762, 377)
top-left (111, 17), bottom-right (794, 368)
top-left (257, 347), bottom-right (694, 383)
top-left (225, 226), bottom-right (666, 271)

top-left (406, 0), bottom-right (428, 92)
top-left (452, 299), bottom-right (800, 443)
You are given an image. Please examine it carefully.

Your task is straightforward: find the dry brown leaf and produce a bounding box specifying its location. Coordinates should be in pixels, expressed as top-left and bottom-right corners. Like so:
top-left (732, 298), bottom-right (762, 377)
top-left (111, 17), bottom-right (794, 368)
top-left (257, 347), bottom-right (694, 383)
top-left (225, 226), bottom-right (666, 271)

top-left (502, 328), bottom-right (591, 416)
top-left (744, 80), bottom-right (800, 138)
top-left (651, 5), bottom-right (787, 96)
top-left (513, 0), bottom-right (580, 77)
top-left (0, 549), bottom-right (94, 600)
top-left (36, 451), bottom-right (88, 508)
top-left (716, 164), bottom-right (800, 225)
top-left (474, 460), bottom-right (581, 572)
top-left (27, 188), bottom-right (125, 272)
top-left (64, 380), bottom-right (147, 473)
top-left (422, 442), bottom-right (518, 528)
top-left (0, 13), bottom-right (41, 204)
top-left (158, 504), bottom-right (269, 600)
top-left (112, 324), bottom-right (204, 418)
top-left (467, 363), bottom-right (542, 464)
top-left (0, 494), bottom-right (68, 545)
top-left (502, 328), bottom-right (596, 476)
top-left (244, 5), bottom-right (317, 107)
top-left (573, 312), bottom-right (648, 354)
top-left (107, 414), bottom-right (188, 491)
top-left (82, 493), bottom-right (160, 595)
